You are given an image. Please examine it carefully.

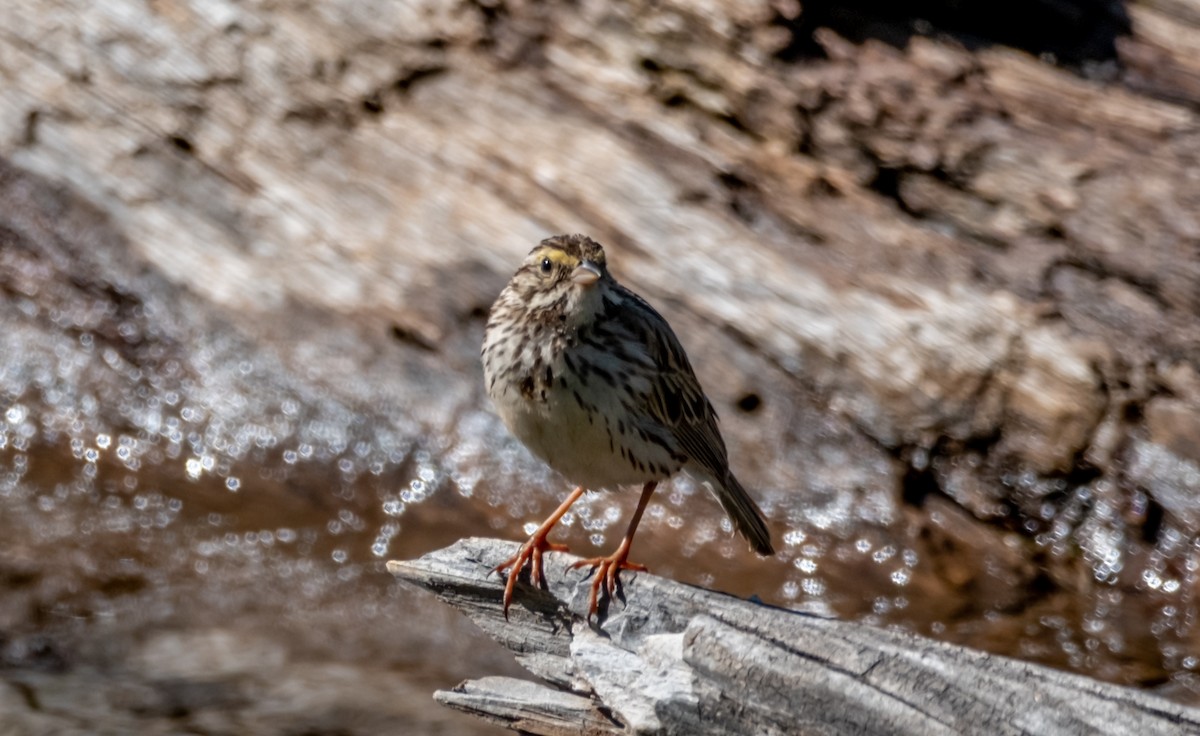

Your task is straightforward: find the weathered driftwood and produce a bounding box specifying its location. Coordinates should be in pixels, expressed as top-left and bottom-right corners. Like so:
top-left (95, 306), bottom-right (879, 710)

top-left (389, 537), bottom-right (1200, 736)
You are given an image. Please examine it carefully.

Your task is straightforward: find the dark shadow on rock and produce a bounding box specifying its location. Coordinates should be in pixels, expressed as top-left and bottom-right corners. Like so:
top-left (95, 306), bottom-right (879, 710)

top-left (775, 0), bottom-right (1131, 69)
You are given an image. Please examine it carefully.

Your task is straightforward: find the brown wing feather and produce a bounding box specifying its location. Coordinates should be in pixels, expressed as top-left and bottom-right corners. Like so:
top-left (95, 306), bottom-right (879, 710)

top-left (616, 288), bottom-right (731, 478)
top-left (616, 286), bottom-right (774, 555)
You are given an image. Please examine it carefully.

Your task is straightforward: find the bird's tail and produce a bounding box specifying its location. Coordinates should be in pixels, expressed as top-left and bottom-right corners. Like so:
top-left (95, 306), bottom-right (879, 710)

top-left (711, 471), bottom-right (774, 556)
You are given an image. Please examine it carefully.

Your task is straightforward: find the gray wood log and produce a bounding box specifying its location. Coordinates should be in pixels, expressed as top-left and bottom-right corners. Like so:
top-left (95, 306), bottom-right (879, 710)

top-left (388, 538), bottom-right (1200, 736)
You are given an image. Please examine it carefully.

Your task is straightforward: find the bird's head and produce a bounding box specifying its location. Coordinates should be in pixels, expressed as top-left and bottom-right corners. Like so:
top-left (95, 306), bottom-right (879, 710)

top-left (507, 234), bottom-right (610, 319)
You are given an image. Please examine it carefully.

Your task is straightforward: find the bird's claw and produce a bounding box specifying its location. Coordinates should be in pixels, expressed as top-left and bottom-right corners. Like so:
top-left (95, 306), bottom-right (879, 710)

top-left (570, 553), bottom-right (648, 620)
top-left (493, 536), bottom-right (571, 619)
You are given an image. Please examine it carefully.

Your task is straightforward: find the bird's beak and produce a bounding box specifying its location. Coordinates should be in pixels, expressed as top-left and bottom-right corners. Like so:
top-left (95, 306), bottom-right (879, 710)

top-left (571, 260), bottom-right (602, 286)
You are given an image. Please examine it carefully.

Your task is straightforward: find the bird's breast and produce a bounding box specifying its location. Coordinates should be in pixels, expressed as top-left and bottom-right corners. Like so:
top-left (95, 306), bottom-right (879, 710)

top-left (489, 356), bottom-right (680, 490)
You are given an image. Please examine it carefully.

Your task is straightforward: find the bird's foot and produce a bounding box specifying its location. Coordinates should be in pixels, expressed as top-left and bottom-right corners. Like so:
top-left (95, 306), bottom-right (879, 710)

top-left (493, 532), bottom-right (571, 619)
top-left (569, 545), bottom-right (648, 620)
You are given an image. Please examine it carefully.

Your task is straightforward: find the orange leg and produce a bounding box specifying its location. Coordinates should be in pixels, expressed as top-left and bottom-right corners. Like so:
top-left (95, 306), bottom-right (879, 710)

top-left (494, 485), bottom-right (586, 619)
top-left (570, 481), bottom-right (657, 619)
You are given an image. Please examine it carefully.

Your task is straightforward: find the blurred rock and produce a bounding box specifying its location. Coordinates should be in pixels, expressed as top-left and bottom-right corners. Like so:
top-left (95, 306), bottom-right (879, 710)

top-left (1146, 397), bottom-right (1200, 464)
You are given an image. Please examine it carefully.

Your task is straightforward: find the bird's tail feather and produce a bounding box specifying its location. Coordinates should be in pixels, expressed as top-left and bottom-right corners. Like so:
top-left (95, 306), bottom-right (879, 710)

top-left (712, 472), bottom-right (774, 556)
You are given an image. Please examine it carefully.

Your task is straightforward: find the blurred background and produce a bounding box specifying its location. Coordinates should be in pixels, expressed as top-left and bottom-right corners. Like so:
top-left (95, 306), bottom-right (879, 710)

top-left (3, 0), bottom-right (1200, 733)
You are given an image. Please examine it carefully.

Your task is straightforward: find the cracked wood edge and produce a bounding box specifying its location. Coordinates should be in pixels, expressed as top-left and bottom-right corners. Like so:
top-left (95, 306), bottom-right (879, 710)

top-left (388, 538), bottom-right (1200, 735)
top-left (434, 676), bottom-right (623, 736)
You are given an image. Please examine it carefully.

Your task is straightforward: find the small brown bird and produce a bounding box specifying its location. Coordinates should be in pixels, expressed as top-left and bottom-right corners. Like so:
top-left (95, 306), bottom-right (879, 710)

top-left (482, 234), bottom-right (774, 618)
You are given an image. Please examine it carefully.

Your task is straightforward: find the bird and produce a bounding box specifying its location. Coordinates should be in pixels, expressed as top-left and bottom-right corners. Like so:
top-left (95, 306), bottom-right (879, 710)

top-left (481, 233), bottom-right (774, 618)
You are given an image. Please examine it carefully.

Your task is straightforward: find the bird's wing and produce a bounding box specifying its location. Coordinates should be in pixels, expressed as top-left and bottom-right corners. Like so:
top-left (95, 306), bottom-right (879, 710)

top-left (619, 289), bottom-right (731, 476)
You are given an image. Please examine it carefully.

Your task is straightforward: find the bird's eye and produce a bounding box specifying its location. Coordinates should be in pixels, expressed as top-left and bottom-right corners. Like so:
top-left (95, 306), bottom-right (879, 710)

top-left (540, 257), bottom-right (553, 275)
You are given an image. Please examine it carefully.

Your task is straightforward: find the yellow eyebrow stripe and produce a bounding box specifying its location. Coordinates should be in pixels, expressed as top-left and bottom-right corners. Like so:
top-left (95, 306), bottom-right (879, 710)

top-left (536, 247), bottom-right (579, 267)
